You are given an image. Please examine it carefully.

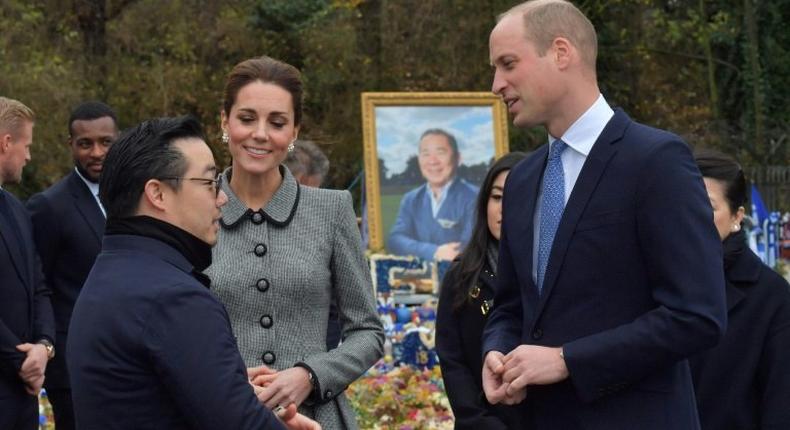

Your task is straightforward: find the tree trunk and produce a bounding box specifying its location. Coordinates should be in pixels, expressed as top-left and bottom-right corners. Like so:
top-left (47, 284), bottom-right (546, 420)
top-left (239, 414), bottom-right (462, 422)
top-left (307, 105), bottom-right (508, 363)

top-left (73, 0), bottom-right (109, 98)
top-left (699, 0), bottom-right (720, 120)
top-left (743, 0), bottom-right (765, 162)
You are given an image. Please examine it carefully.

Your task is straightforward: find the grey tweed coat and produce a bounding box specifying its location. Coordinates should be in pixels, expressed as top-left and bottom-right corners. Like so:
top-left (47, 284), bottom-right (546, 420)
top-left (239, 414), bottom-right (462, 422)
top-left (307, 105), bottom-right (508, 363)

top-left (206, 167), bottom-right (384, 430)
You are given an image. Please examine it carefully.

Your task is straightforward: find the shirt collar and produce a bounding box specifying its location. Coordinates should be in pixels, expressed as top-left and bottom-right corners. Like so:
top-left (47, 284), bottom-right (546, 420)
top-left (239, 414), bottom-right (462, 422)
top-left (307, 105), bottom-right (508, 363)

top-left (74, 166), bottom-right (100, 196)
top-left (427, 177), bottom-right (455, 217)
top-left (428, 177), bottom-right (454, 203)
top-left (548, 94), bottom-right (614, 156)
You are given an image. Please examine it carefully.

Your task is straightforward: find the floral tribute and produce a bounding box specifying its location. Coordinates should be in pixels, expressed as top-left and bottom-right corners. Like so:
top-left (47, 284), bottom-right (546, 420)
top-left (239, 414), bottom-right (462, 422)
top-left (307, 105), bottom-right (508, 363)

top-left (347, 362), bottom-right (454, 429)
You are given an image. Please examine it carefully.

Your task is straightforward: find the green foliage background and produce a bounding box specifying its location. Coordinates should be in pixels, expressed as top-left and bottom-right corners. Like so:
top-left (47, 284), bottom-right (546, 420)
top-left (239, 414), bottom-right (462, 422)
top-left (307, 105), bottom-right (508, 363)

top-left (1, 0), bottom-right (787, 208)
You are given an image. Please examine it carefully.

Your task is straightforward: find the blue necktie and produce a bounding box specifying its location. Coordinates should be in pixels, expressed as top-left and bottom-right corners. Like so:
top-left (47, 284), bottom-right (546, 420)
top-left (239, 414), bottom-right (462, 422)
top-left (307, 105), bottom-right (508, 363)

top-left (537, 140), bottom-right (567, 292)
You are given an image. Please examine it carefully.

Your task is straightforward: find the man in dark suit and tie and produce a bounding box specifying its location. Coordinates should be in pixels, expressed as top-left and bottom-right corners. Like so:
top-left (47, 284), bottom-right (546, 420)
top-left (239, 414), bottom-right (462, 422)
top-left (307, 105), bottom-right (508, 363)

top-left (481, 1), bottom-right (727, 429)
top-left (67, 116), bottom-right (317, 430)
top-left (26, 101), bottom-right (118, 430)
top-left (0, 97), bottom-right (56, 430)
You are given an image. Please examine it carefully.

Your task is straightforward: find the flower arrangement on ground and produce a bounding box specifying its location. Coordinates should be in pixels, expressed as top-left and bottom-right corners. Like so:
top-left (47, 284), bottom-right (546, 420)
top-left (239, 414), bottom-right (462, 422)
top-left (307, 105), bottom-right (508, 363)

top-left (347, 362), bottom-right (454, 429)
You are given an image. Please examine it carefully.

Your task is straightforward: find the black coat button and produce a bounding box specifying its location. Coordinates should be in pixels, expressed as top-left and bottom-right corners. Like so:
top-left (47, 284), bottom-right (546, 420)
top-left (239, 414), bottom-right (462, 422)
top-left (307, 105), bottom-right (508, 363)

top-left (251, 212), bottom-right (264, 224)
top-left (254, 244), bottom-right (267, 257)
top-left (255, 278), bottom-right (270, 292)
top-left (262, 351), bottom-right (276, 365)
top-left (324, 389), bottom-right (333, 398)
top-left (531, 328), bottom-right (543, 340)
top-left (260, 315), bottom-right (273, 329)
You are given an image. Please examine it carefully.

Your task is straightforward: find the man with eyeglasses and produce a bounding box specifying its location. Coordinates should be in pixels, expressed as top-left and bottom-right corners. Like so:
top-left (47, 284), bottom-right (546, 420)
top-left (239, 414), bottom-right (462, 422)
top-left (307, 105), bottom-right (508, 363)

top-left (26, 101), bottom-right (119, 430)
top-left (67, 116), bottom-right (319, 430)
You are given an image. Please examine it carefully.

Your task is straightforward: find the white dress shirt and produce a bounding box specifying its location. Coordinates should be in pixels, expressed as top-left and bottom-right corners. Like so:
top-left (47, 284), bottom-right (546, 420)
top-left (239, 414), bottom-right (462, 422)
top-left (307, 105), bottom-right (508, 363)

top-left (428, 178), bottom-right (454, 218)
top-left (74, 167), bottom-right (106, 218)
top-left (531, 94), bottom-right (615, 283)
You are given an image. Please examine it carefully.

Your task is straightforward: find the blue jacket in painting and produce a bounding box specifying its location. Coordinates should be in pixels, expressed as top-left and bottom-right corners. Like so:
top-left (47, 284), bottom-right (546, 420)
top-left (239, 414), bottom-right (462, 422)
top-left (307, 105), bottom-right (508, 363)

top-left (387, 178), bottom-right (478, 260)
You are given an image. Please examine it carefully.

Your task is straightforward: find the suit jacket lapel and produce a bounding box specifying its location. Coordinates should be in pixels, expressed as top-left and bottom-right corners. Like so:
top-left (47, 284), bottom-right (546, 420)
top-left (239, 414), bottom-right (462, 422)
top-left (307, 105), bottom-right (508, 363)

top-left (510, 147), bottom-right (547, 316)
top-left (0, 199), bottom-right (30, 288)
top-left (68, 171), bottom-right (105, 242)
top-left (535, 110), bottom-right (630, 313)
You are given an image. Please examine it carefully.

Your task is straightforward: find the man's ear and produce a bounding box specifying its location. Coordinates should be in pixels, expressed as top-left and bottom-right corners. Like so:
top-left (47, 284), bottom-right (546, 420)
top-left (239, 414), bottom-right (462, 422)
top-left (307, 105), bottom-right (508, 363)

top-left (553, 37), bottom-right (572, 70)
top-left (142, 179), bottom-right (168, 212)
top-left (0, 133), bottom-right (12, 154)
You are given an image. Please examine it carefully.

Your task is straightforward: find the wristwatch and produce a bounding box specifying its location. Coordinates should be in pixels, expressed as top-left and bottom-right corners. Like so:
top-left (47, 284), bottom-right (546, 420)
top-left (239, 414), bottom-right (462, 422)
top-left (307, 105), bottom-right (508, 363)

top-left (38, 339), bottom-right (55, 360)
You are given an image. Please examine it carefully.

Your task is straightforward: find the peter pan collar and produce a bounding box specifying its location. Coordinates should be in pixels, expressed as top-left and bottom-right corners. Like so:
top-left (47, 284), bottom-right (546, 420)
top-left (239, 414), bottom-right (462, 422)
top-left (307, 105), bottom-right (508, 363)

top-left (219, 165), bottom-right (300, 229)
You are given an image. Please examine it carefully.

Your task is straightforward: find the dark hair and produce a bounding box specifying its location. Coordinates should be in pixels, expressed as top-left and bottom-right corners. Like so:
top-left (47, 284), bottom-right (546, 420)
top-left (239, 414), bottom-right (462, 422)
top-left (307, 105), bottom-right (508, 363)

top-left (694, 148), bottom-right (748, 213)
top-left (99, 116), bottom-right (204, 219)
top-left (68, 101), bottom-right (118, 136)
top-left (223, 56), bottom-right (303, 126)
top-left (284, 139), bottom-right (329, 182)
top-left (420, 128), bottom-right (459, 161)
top-left (450, 151), bottom-right (528, 312)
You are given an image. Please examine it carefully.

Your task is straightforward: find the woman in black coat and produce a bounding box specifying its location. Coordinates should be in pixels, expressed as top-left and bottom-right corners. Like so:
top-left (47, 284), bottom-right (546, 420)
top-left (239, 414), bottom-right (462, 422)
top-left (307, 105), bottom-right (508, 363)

top-left (690, 148), bottom-right (790, 430)
top-left (436, 152), bottom-right (526, 429)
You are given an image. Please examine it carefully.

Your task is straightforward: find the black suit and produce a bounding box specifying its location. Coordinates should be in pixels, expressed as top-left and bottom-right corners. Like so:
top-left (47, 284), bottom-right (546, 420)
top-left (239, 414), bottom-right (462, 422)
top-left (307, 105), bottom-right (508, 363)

top-left (27, 170), bottom-right (104, 429)
top-left (0, 189), bottom-right (55, 430)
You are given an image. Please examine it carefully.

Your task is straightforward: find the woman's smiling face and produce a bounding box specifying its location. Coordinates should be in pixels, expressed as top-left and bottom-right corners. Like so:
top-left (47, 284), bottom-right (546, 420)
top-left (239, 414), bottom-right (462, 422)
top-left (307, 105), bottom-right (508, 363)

top-left (222, 80), bottom-right (299, 176)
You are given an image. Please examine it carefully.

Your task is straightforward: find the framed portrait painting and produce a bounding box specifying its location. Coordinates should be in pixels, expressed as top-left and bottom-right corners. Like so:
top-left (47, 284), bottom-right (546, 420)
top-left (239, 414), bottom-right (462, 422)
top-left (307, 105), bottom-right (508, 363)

top-left (361, 92), bottom-right (509, 260)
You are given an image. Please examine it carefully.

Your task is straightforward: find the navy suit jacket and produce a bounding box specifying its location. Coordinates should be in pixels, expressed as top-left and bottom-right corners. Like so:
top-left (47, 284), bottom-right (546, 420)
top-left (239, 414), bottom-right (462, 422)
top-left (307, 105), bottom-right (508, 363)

top-left (482, 110), bottom-right (727, 429)
top-left (68, 234), bottom-right (285, 430)
top-left (388, 178), bottom-right (478, 260)
top-left (0, 190), bottom-right (55, 396)
top-left (27, 170), bottom-right (104, 389)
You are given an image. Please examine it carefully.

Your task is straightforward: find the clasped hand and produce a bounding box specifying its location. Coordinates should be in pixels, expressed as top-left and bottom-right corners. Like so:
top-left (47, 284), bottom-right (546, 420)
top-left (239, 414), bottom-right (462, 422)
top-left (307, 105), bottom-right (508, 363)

top-left (482, 345), bottom-right (569, 405)
top-left (16, 343), bottom-right (48, 395)
top-left (248, 366), bottom-right (319, 429)
top-left (248, 365), bottom-right (312, 409)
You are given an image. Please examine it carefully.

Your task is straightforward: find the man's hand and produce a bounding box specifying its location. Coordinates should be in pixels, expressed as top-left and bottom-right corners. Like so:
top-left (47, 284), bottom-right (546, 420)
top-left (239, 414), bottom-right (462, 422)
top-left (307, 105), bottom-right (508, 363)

top-left (255, 367), bottom-right (313, 410)
top-left (502, 345), bottom-right (568, 397)
top-left (482, 351), bottom-right (512, 404)
top-left (16, 343), bottom-right (48, 395)
top-left (434, 242), bottom-right (461, 261)
top-left (276, 404), bottom-right (321, 430)
top-left (248, 365), bottom-right (277, 383)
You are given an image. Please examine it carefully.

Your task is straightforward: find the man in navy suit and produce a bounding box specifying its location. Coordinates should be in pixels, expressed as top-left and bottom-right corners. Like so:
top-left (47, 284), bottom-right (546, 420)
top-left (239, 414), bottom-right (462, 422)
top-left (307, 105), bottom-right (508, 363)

top-left (0, 97), bottom-right (56, 430)
top-left (68, 116), bottom-right (317, 429)
top-left (27, 101), bottom-right (118, 430)
top-left (481, 2), bottom-right (727, 429)
top-left (388, 129), bottom-right (479, 261)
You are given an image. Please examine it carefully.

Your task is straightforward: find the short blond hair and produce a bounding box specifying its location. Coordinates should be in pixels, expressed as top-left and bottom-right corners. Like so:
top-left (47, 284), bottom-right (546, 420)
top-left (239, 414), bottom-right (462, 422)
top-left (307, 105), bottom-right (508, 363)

top-left (0, 97), bottom-right (35, 136)
top-left (500, 0), bottom-right (598, 68)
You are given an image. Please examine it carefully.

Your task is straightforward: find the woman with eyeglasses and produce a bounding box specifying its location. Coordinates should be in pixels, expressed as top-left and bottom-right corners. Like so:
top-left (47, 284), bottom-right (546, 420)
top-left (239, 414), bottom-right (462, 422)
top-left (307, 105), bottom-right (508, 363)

top-left (689, 148), bottom-right (790, 430)
top-left (206, 56), bottom-right (383, 429)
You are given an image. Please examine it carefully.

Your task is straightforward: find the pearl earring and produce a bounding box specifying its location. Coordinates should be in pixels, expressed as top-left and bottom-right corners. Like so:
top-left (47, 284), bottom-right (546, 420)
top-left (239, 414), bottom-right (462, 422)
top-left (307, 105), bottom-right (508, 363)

top-left (221, 131), bottom-right (229, 144)
top-left (288, 141), bottom-right (295, 152)
top-left (732, 224), bottom-right (740, 232)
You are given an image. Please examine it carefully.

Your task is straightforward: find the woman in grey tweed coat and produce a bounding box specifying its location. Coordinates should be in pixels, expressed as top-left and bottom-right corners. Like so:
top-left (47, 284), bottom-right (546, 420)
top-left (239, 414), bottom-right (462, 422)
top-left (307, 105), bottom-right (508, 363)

top-left (206, 56), bottom-right (384, 430)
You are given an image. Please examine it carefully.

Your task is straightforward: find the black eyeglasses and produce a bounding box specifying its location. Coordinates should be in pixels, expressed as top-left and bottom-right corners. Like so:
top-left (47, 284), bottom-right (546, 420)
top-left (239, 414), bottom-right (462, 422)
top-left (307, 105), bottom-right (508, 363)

top-left (159, 174), bottom-right (222, 197)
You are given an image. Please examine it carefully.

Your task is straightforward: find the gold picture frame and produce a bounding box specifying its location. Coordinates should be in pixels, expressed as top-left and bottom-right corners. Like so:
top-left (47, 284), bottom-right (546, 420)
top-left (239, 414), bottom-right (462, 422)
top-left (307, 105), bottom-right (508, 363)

top-left (361, 92), bottom-right (510, 254)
